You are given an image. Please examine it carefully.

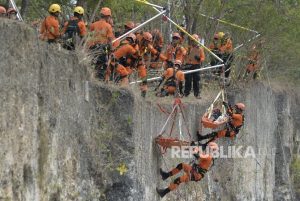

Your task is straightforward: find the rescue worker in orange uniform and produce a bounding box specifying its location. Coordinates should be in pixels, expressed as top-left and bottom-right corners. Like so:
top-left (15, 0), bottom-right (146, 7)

top-left (136, 32), bottom-right (162, 97)
top-left (40, 4), bottom-right (61, 43)
top-left (107, 33), bottom-right (138, 85)
top-left (89, 7), bottom-right (114, 46)
top-left (155, 60), bottom-right (185, 97)
top-left (184, 34), bottom-right (205, 99)
top-left (197, 102), bottom-right (245, 143)
top-left (89, 7), bottom-right (115, 80)
top-left (156, 142), bottom-right (218, 198)
top-left (62, 6), bottom-right (86, 50)
top-left (219, 32), bottom-right (234, 78)
top-left (7, 8), bottom-right (17, 20)
top-left (162, 33), bottom-right (187, 68)
top-left (0, 6), bottom-right (6, 18)
top-left (122, 21), bottom-right (135, 35)
top-left (209, 32), bottom-right (223, 75)
top-left (149, 29), bottom-right (164, 69)
top-left (244, 43), bottom-right (260, 79)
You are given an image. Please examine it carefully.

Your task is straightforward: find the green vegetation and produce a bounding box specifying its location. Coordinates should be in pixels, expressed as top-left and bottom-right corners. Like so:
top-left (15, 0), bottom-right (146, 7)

top-left (291, 155), bottom-right (300, 195)
top-left (1, 0), bottom-right (299, 82)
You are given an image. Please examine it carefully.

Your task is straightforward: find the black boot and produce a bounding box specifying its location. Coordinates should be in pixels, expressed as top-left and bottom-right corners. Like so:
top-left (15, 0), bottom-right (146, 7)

top-left (160, 168), bottom-right (170, 180)
top-left (156, 187), bottom-right (170, 198)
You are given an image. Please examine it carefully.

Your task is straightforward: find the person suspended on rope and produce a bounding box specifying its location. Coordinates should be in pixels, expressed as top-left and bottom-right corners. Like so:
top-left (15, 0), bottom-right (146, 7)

top-left (243, 43), bottom-right (261, 80)
top-left (7, 8), bottom-right (17, 20)
top-left (40, 4), bottom-right (61, 43)
top-left (162, 32), bottom-right (187, 69)
top-left (106, 33), bottom-right (138, 86)
top-left (89, 7), bottom-right (115, 80)
top-left (184, 34), bottom-right (205, 99)
top-left (155, 60), bottom-right (185, 97)
top-left (61, 6), bottom-right (86, 50)
top-left (197, 102), bottom-right (245, 143)
top-left (156, 142), bottom-right (218, 198)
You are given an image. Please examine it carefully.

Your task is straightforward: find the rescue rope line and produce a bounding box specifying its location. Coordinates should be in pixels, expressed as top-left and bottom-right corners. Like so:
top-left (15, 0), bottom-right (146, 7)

top-left (199, 13), bottom-right (259, 34)
top-left (135, 0), bottom-right (224, 63)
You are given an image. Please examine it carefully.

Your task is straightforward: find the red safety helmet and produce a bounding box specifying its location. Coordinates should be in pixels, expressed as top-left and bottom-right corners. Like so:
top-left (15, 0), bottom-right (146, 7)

top-left (7, 8), bottom-right (17, 14)
top-left (192, 34), bottom-right (199, 41)
top-left (174, 60), bottom-right (182, 66)
top-left (125, 21), bottom-right (135, 29)
top-left (143, 32), bottom-right (153, 42)
top-left (126, 33), bottom-right (137, 43)
top-left (172, 32), bottom-right (181, 39)
top-left (235, 103), bottom-right (246, 111)
top-left (100, 7), bottom-right (111, 16)
top-left (0, 6), bottom-right (6, 14)
top-left (213, 33), bottom-right (219, 40)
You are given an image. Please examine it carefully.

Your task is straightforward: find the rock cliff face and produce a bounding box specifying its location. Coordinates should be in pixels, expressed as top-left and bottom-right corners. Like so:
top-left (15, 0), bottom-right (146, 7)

top-left (0, 19), bottom-right (299, 201)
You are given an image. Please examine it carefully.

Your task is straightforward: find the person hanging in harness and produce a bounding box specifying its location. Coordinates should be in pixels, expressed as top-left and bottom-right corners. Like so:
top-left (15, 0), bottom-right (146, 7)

top-left (162, 33), bottom-right (187, 69)
top-left (106, 33), bottom-right (138, 86)
top-left (89, 7), bottom-right (115, 80)
top-left (197, 102), bottom-right (245, 143)
top-left (62, 6), bottom-right (87, 50)
top-left (155, 60), bottom-right (185, 97)
top-left (40, 4), bottom-right (61, 43)
top-left (184, 34), bottom-right (205, 99)
top-left (156, 142), bottom-right (218, 198)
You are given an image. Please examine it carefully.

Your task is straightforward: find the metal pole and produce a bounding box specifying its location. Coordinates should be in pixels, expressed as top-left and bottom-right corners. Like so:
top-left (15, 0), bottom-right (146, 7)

top-left (129, 64), bottom-right (224, 84)
top-left (183, 64), bottom-right (224, 75)
top-left (112, 9), bottom-right (166, 43)
top-left (9, 0), bottom-right (23, 21)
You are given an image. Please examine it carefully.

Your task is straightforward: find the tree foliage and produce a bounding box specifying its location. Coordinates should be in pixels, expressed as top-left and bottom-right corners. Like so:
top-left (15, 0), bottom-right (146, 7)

top-left (2, 0), bottom-right (299, 82)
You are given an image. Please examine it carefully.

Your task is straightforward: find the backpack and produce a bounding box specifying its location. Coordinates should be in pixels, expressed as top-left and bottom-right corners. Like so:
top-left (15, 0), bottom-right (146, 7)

top-left (62, 19), bottom-right (80, 50)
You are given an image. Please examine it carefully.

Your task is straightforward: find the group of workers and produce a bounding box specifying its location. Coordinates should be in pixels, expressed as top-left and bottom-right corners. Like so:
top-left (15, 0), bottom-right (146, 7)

top-left (33, 4), bottom-right (242, 98)
top-left (0, 6), bottom-right (18, 20)
top-left (157, 101), bottom-right (246, 198)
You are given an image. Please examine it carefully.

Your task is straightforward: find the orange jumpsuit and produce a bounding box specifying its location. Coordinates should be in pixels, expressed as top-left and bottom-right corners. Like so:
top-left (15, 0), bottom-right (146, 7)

top-left (163, 44), bottom-right (187, 65)
top-left (40, 15), bottom-right (60, 42)
top-left (110, 42), bottom-right (138, 85)
top-left (217, 112), bottom-right (243, 139)
top-left (62, 16), bottom-right (87, 37)
top-left (246, 49), bottom-right (260, 73)
top-left (150, 31), bottom-right (164, 69)
top-left (168, 155), bottom-right (213, 191)
top-left (162, 68), bottom-right (185, 94)
top-left (89, 19), bottom-right (114, 46)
